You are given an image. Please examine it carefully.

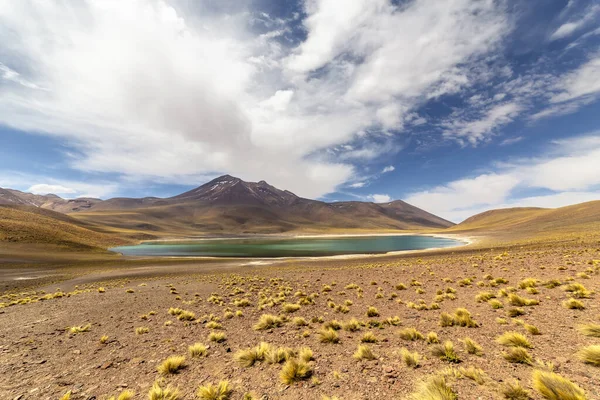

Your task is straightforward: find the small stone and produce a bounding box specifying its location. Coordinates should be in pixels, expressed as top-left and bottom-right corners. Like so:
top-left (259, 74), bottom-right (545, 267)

top-left (100, 361), bottom-right (112, 370)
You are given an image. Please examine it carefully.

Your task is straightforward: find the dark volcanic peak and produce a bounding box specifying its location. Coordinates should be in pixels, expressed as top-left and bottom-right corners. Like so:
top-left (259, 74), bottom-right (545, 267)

top-left (171, 175), bottom-right (300, 207)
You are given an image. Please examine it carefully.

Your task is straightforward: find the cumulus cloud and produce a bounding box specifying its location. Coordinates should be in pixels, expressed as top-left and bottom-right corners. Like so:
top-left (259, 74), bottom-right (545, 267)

top-left (0, 0), bottom-right (511, 198)
top-left (27, 184), bottom-right (76, 195)
top-left (348, 182), bottom-right (366, 188)
top-left (405, 133), bottom-right (600, 222)
top-left (381, 165), bottom-right (395, 173)
top-left (368, 194), bottom-right (391, 203)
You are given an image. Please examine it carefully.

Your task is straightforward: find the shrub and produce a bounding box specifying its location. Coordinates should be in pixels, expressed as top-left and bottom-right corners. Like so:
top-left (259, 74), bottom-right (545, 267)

top-left (318, 328), bottom-right (340, 343)
top-left (462, 338), bottom-right (483, 355)
top-left (253, 314), bottom-right (284, 330)
top-left (502, 380), bottom-right (531, 400)
top-left (532, 370), bottom-right (586, 400)
top-left (366, 306), bottom-right (379, 317)
top-left (353, 344), bottom-right (377, 361)
top-left (196, 381), bottom-right (232, 400)
top-left (577, 323), bottom-right (600, 337)
top-left (432, 341), bottom-right (461, 363)
top-left (280, 359), bottom-right (312, 384)
top-left (411, 376), bottom-right (457, 400)
top-left (577, 345), bottom-right (600, 366)
top-left (189, 343), bottom-right (208, 358)
top-left (426, 332), bottom-right (440, 344)
top-left (563, 299), bottom-right (585, 310)
top-left (398, 327), bottom-right (424, 341)
top-left (360, 331), bottom-right (378, 343)
top-left (148, 382), bottom-right (180, 400)
top-left (157, 356), bottom-right (186, 375)
top-left (496, 331), bottom-right (532, 348)
top-left (400, 348), bottom-right (420, 368)
top-left (503, 347), bottom-right (533, 364)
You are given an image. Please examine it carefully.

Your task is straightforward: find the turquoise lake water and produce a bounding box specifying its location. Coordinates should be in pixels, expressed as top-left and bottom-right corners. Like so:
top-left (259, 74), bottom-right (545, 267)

top-left (111, 235), bottom-right (463, 258)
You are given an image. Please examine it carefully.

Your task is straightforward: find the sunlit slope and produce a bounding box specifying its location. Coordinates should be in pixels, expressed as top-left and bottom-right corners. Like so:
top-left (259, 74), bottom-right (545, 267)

top-left (0, 205), bottom-right (130, 250)
top-left (448, 200), bottom-right (600, 237)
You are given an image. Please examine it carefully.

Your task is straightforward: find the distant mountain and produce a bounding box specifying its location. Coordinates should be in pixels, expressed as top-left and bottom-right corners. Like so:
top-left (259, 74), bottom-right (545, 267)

top-left (448, 200), bottom-right (600, 238)
top-left (0, 176), bottom-right (454, 238)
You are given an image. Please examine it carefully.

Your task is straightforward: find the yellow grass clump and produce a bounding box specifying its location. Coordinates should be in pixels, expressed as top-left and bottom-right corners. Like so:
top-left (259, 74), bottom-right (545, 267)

top-left (148, 382), bottom-right (180, 400)
top-left (157, 355), bottom-right (186, 375)
top-left (577, 323), bottom-right (600, 337)
top-left (253, 314), bottom-right (284, 330)
top-left (532, 370), bottom-right (587, 400)
top-left (577, 345), bottom-right (600, 366)
top-left (189, 343), bottom-right (208, 358)
top-left (410, 375), bottom-right (457, 400)
top-left (197, 381), bottom-right (232, 400)
top-left (353, 344), bottom-right (377, 361)
top-left (280, 359), bottom-right (312, 384)
top-left (496, 331), bottom-right (532, 348)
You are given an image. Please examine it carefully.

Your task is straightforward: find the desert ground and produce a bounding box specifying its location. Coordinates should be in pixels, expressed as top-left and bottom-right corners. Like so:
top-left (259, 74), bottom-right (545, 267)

top-left (1, 227), bottom-right (599, 400)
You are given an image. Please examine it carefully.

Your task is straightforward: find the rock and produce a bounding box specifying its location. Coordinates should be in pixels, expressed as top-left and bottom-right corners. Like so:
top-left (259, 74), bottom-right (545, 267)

top-left (100, 361), bottom-right (113, 370)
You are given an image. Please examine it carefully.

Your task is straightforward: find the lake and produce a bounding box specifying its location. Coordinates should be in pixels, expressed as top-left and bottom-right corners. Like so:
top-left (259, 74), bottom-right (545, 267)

top-left (111, 235), bottom-right (464, 258)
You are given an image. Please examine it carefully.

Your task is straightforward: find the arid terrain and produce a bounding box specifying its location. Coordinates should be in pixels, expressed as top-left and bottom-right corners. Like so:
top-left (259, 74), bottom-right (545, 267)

top-left (1, 209), bottom-right (600, 399)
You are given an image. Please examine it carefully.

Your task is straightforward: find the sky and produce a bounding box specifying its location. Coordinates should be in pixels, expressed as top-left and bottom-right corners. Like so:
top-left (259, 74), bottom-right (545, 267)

top-left (0, 0), bottom-right (599, 222)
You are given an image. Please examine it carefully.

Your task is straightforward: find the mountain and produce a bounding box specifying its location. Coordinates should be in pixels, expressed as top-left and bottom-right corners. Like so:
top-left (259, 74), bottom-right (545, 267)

top-left (1, 176), bottom-right (453, 238)
top-left (447, 200), bottom-right (600, 239)
top-left (0, 187), bottom-right (102, 212)
top-left (0, 205), bottom-right (131, 250)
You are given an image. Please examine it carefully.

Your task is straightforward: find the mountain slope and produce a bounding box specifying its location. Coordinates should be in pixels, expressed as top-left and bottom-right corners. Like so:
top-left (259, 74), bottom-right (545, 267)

top-left (58, 175), bottom-right (454, 237)
top-left (0, 205), bottom-right (131, 250)
top-left (448, 200), bottom-right (600, 237)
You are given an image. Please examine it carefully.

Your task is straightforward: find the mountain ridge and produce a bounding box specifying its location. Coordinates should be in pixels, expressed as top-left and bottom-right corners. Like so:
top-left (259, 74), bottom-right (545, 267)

top-left (0, 175), bottom-right (454, 237)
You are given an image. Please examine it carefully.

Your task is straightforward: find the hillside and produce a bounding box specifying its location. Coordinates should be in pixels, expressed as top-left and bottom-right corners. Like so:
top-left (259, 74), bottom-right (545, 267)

top-left (448, 200), bottom-right (600, 239)
top-left (64, 175), bottom-right (453, 237)
top-left (0, 205), bottom-right (131, 251)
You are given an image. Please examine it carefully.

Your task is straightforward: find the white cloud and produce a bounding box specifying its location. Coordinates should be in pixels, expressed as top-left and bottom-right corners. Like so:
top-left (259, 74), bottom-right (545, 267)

top-left (550, 55), bottom-right (600, 103)
top-left (499, 136), bottom-right (523, 146)
top-left (348, 182), bottom-right (366, 188)
top-left (550, 5), bottom-right (600, 40)
top-left (368, 194), bottom-right (391, 203)
top-left (27, 184), bottom-right (76, 195)
top-left (443, 102), bottom-right (523, 144)
top-left (405, 133), bottom-right (600, 222)
top-left (381, 165), bottom-right (395, 173)
top-left (0, 0), bottom-right (513, 199)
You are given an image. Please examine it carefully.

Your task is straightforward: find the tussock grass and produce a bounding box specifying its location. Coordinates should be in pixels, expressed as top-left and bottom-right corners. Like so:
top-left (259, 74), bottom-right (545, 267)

top-left (177, 310), bottom-right (196, 321)
top-left (282, 303), bottom-right (301, 313)
top-left (234, 342), bottom-right (271, 367)
top-left (503, 347), bottom-right (533, 364)
top-left (489, 299), bottom-right (504, 309)
top-left (508, 308), bottom-right (526, 317)
top-left (280, 359), bottom-right (312, 384)
top-left (342, 318), bottom-right (361, 332)
top-left (398, 327), bottom-right (424, 341)
top-left (298, 346), bottom-right (313, 362)
top-left (577, 345), bottom-right (600, 366)
top-left (524, 324), bottom-right (541, 335)
top-left (577, 323), bottom-right (600, 337)
top-left (532, 370), bottom-right (586, 400)
top-left (563, 298), bottom-right (585, 310)
top-left (360, 331), bottom-right (378, 343)
top-left (107, 390), bottom-right (134, 400)
top-left (189, 343), bottom-right (208, 358)
top-left (497, 331), bottom-right (532, 348)
top-left (206, 321), bottom-right (222, 329)
top-left (440, 308), bottom-right (478, 328)
top-left (366, 306), bottom-right (379, 317)
top-left (462, 337), bottom-right (483, 355)
top-left (69, 324), bottom-right (91, 334)
top-left (502, 380), bottom-right (531, 400)
top-left (266, 347), bottom-right (295, 364)
top-left (100, 335), bottom-right (109, 344)
top-left (148, 382), bottom-right (180, 400)
top-left (410, 375), bottom-right (457, 400)
top-left (208, 332), bottom-right (226, 343)
top-left (318, 328), bottom-right (340, 343)
top-left (508, 293), bottom-right (539, 306)
top-left (564, 283), bottom-right (592, 298)
top-left (323, 320), bottom-right (342, 330)
top-left (518, 278), bottom-right (538, 289)
top-left (197, 381), bottom-right (232, 400)
top-left (60, 392), bottom-right (71, 400)
top-left (426, 332), bottom-right (440, 344)
top-left (400, 348), bottom-right (420, 368)
top-left (136, 327), bottom-right (149, 335)
top-left (292, 317), bottom-right (308, 326)
top-left (432, 341), bottom-right (461, 363)
top-left (157, 356), bottom-right (186, 375)
top-left (253, 314), bottom-right (284, 330)
top-left (353, 344), bottom-right (377, 360)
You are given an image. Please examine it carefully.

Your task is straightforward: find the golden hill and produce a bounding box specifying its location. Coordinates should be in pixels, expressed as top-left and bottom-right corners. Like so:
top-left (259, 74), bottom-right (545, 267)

top-left (0, 205), bottom-right (131, 251)
top-left (448, 200), bottom-right (600, 241)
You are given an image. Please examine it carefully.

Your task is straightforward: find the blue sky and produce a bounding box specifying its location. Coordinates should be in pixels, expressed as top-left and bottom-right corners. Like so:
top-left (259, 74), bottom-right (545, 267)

top-left (0, 0), bottom-right (599, 221)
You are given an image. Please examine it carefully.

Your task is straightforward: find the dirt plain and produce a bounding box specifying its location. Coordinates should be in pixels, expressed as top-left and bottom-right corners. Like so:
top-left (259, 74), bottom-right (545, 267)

top-left (0, 232), bottom-right (599, 400)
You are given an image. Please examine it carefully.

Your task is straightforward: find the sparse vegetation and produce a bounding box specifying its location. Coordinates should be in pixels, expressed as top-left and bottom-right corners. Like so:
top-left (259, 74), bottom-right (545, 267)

top-left (280, 359), bottom-right (312, 384)
top-left (157, 356), bottom-right (186, 375)
top-left (197, 381), bottom-right (232, 400)
top-left (532, 370), bottom-right (586, 400)
top-left (577, 345), bottom-right (600, 366)
top-left (432, 341), bottom-right (461, 363)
